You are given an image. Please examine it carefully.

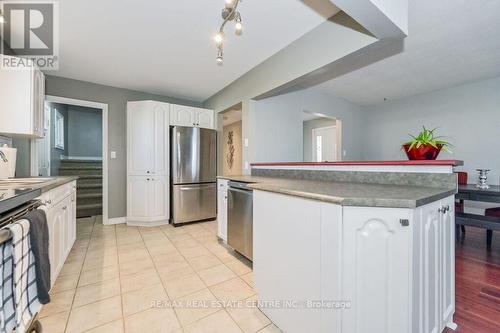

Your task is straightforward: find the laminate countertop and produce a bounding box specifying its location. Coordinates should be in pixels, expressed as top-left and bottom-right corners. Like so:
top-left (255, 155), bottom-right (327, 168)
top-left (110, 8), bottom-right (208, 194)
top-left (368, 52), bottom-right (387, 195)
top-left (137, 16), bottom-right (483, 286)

top-left (218, 175), bottom-right (456, 208)
top-left (0, 177), bottom-right (78, 214)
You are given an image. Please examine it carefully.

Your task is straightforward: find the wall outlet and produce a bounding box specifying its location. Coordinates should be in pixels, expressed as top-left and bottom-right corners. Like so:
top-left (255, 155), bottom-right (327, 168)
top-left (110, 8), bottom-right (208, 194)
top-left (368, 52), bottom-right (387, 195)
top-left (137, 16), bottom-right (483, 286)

top-left (343, 150), bottom-right (347, 157)
top-left (244, 138), bottom-right (249, 147)
top-left (245, 161), bottom-right (249, 170)
top-left (110, 151), bottom-right (117, 159)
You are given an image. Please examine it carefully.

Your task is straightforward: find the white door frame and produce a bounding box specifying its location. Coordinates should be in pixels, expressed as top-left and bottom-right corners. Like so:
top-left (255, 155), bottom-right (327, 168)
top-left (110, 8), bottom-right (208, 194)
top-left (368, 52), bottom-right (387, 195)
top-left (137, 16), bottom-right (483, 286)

top-left (31, 95), bottom-right (109, 224)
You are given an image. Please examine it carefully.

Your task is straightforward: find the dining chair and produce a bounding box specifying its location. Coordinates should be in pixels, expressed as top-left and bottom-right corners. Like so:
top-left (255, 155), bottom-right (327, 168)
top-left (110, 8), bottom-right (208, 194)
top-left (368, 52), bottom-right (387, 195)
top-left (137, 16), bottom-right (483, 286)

top-left (485, 207), bottom-right (500, 248)
top-left (455, 171), bottom-right (467, 239)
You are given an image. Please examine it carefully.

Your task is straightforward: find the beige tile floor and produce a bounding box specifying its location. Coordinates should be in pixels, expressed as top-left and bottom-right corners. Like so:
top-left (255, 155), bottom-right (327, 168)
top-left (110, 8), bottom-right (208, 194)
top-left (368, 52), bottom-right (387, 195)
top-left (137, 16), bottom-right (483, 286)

top-left (39, 216), bottom-right (282, 333)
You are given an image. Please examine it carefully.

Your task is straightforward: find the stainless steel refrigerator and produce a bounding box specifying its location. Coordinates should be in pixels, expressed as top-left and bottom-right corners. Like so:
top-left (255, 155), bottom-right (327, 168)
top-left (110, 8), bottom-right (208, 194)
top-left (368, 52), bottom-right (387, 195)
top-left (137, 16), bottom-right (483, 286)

top-left (170, 126), bottom-right (217, 225)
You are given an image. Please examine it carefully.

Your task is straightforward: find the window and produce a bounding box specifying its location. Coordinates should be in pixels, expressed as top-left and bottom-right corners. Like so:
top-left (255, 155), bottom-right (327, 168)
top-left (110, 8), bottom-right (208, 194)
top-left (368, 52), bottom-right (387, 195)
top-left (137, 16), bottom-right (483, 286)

top-left (54, 110), bottom-right (64, 150)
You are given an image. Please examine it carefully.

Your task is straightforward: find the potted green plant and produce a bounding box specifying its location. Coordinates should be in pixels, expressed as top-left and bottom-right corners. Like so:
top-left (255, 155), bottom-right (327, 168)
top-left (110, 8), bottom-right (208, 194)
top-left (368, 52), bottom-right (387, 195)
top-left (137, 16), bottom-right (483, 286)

top-left (403, 127), bottom-right (452, 160)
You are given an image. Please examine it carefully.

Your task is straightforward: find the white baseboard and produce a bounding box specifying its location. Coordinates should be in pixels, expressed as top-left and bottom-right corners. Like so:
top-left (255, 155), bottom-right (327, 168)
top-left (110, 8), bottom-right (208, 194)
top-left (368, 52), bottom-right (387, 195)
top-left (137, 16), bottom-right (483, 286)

top-left (126, 220), bottom-right (170, 227)
top-left (105, 217), bottom-right (127, 225)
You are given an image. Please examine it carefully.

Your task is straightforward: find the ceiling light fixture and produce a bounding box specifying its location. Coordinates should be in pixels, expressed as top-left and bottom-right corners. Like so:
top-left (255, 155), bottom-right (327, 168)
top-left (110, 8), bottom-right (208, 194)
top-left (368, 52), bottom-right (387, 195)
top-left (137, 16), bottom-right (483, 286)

top-left (214, 0), bottom-right (243, 66)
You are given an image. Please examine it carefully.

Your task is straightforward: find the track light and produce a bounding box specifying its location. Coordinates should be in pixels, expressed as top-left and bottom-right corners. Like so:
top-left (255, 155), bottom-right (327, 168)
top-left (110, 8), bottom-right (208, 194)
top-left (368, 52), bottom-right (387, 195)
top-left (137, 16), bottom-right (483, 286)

top-left (216, 48), bottom-right (224, 66)
top-left (214, 0), bottom-right (243, 65)
top-left (214, 32), bottom-right (224, 45)
top-left (235, 12), bottom-right (242, 35)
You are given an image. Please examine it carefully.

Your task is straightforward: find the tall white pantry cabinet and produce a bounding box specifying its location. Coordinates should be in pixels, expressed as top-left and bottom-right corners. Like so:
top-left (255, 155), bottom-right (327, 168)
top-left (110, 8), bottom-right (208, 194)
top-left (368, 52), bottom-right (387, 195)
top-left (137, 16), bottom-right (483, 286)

top-left (127, 101), bottom-right (170, 226)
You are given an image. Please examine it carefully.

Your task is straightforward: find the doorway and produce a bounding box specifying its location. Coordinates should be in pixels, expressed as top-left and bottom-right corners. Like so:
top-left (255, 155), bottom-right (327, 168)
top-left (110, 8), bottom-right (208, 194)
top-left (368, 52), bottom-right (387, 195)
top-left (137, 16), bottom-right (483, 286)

top-left (312, 126), bottom-right (337, 162)
top-left (218, 103), bottom-right (243, 176)
top-left (30, 96), bottom-right (109, 224)
top-left (303, 112), bottom-right (342, 162)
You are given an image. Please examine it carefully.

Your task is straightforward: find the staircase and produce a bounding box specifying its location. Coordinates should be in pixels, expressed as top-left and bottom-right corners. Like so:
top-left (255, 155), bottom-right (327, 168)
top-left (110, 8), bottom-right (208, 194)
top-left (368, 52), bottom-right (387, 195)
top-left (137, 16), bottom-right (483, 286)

top-left (59, 160), bottom-right (102, 218)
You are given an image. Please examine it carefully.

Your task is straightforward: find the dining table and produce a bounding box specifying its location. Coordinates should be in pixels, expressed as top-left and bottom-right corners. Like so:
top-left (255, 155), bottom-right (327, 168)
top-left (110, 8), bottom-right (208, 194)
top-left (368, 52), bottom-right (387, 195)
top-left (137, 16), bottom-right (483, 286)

top-left (456, 184), bottom-right (500, 242)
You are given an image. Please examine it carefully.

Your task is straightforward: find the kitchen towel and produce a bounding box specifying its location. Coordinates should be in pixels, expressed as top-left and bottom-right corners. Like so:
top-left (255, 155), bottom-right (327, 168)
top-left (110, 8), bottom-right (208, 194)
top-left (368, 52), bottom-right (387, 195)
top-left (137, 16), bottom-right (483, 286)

top-left (7, 220), bottom-right (41, 332)
top-left (24, 209), bottom-right (51, 304)
top-left (0, 235), bottom-right (16, 333)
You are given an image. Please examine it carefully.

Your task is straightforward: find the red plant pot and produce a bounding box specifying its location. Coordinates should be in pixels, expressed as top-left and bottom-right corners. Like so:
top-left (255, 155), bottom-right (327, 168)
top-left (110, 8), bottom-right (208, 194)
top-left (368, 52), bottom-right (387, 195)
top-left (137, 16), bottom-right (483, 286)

top-left (403, 144), bottom-right (443, 160)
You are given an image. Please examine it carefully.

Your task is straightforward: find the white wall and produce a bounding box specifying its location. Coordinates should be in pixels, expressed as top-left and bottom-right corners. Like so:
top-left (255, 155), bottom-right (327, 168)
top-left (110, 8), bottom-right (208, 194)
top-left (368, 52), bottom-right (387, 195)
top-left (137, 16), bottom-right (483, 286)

top-left (252, 88), bottom-right (365, 162)
top-left (363, 76), bottom-right (500, 185)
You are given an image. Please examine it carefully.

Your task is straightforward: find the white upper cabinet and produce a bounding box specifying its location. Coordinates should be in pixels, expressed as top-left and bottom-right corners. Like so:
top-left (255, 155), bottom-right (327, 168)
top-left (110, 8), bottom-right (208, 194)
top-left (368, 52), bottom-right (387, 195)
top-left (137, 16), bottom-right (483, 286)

top-left (170, 104), bottom-right (215, 129)
top-left (194, 107), bottom-right (215, 129)
top-left (0, 56), bottom-right (45, 138)
top-left (127, 101), bottom-right (169, 175)
top-left (170, 104), bottom-right (194, 127)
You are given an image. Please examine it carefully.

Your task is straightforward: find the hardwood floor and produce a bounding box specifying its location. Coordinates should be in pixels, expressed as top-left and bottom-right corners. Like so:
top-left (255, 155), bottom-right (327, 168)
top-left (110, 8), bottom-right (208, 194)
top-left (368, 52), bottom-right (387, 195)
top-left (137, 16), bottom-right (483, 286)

top-left (444, 226), bottom-right (500, 332)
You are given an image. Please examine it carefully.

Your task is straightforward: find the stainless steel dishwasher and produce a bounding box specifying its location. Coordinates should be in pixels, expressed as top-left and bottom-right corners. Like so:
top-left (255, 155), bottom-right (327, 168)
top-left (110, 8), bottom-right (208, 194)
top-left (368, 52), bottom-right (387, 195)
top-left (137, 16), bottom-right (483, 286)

top-left (227, 181), bottom-right (253, 261)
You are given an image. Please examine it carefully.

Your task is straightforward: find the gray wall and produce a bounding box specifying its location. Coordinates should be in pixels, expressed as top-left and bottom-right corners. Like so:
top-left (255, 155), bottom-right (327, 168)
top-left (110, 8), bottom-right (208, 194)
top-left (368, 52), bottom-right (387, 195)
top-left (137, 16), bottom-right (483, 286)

top-left (303, 118), bottom-right (338, 162)
top-left (49, 103), bottom-right (69, 175)
top-left (251, 88), bottom-right (365, 163)
top-left (45, 75), bottom-right (202, 219)
top-left (363, 76), bottom-right (500, 185)
top-left (67, 105), bottom-right (102, 158)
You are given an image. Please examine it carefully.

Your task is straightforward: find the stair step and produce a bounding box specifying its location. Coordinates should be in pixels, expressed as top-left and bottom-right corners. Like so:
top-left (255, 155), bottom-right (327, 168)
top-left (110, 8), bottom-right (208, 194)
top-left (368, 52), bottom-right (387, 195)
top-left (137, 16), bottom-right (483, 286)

top-left (60, 165), bottom-right (102, 170)
top-left (78, 183), bottom-right (102, 189)
top-left (77, 175), bottom-right (102, 179)
top-left (77, 203), bottom-right (103, 218)
top-left (60, 160), bottom-right (102, 164)
top-left (77, 203), bottom-right (102, 209)
top-left (77, 193), bottom-right (102, 199)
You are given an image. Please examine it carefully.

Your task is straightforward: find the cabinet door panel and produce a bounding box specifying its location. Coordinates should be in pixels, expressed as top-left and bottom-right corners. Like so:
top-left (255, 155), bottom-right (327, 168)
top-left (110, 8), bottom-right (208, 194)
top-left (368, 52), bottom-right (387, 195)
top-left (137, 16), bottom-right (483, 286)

top-left (128, 103), bottom-right (155, 174)
top-left (440, 196), bottom-right (455, 328)
top-left (194, 108), bottom-right (214, 129)
top-left (343, 207), bottom-right (412, 333)
top-left (149, 176), bottom-right (169, 220)
top-left (170, 104), bottom-right (194, 127)
top-left (418, 202), bottom-right (441, 333)
top-left (253, 191), bottom-right (324, 333)
top-left (47, 201), bottom-right (64, 284)
top-left (60, 197), bottom-right (71, 261)
top-left (32, 70), bottom-right (45, 137)
top-left (152, 103), bottom-right (169, 175)
top-left (217, 189), bottom-right (227, 241)
top-left (128, 176), bottom-right (150, 220)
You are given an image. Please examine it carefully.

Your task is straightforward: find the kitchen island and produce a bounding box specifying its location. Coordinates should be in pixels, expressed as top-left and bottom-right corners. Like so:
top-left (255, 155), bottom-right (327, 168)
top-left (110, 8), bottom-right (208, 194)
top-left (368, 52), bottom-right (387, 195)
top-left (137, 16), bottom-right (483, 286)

top-left (245, 160), bottom-right (461, 333)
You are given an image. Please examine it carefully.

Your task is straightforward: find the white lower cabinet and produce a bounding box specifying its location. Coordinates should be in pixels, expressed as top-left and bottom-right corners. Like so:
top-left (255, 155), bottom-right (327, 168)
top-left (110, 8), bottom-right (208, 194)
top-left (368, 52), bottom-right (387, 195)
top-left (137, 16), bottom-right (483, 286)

top-left (253, 190), bottom-right (456, 333)
top-left (38, 181), bottom-right (77, 287)
top-left (127, 176), bottom-right (169, 226)
top-left (217, 179), bottom-right (228, 241)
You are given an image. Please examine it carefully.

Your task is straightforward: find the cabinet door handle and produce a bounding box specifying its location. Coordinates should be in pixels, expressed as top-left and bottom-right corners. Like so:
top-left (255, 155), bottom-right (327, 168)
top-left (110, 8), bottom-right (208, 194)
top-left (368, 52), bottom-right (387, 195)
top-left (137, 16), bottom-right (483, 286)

top-left (62, 206), bottom-right (67, 210)
top-left (399, 219), bottom-right (409, 227)
top-left (147, 171), bottom-right (150, 174)
top-left (438, 205), bottom-right (450, 214)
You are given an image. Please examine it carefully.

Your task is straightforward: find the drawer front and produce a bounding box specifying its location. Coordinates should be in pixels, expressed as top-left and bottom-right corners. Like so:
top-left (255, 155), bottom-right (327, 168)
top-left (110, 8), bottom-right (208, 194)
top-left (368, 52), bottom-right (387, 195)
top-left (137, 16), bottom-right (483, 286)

top-left (39, 181), bottom-right (76, 207)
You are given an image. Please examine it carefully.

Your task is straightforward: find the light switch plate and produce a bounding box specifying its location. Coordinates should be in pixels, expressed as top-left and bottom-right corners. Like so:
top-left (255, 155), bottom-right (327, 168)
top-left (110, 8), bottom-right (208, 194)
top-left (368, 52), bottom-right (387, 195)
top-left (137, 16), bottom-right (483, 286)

top-left (244, 138), bottom-right (249, 147)
top-left (244, 161), bottom-right (249, 170)
top-left (110, 151), bottom-right (117, 159)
